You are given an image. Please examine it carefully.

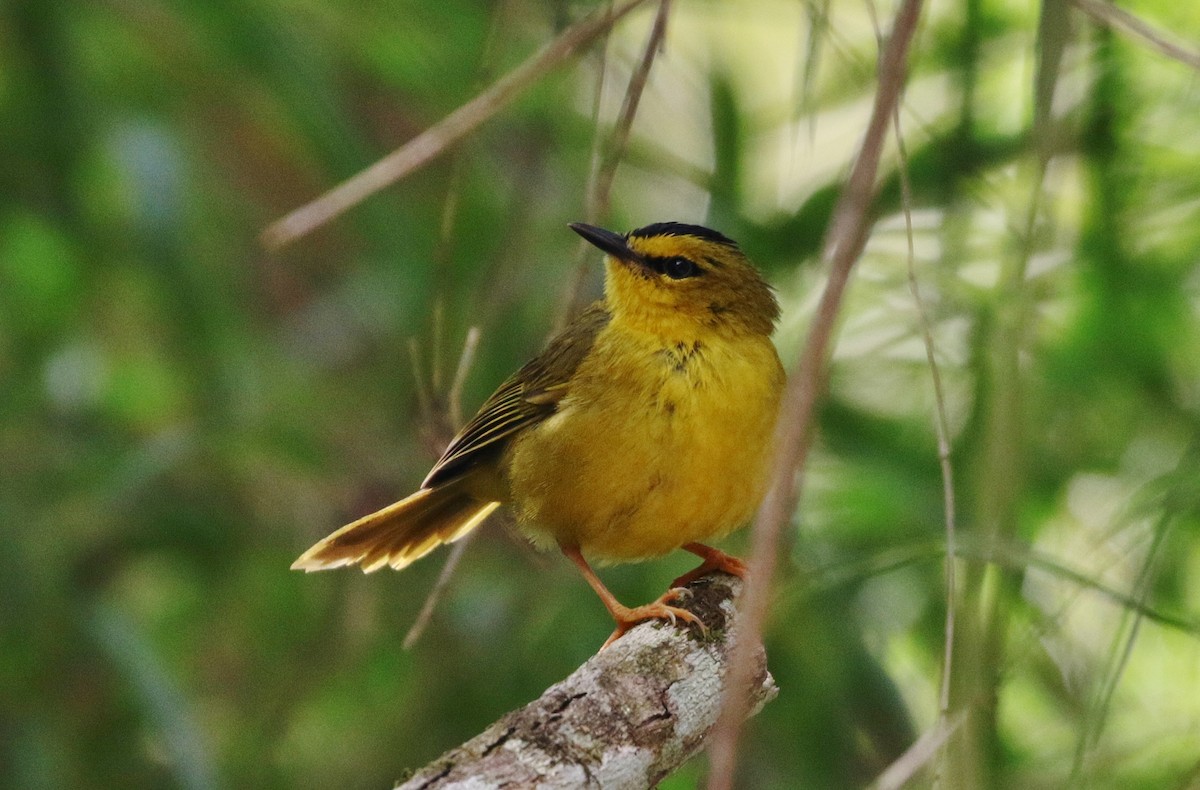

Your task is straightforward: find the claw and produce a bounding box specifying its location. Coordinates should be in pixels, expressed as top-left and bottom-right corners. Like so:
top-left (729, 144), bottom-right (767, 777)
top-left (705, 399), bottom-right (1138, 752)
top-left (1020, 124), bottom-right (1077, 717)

top-left (559, 543), bottom-right (708, 650)
top-left (666, 586), bottom-right (692, 602)
top-left (599, 589), bottom-right (706, 649)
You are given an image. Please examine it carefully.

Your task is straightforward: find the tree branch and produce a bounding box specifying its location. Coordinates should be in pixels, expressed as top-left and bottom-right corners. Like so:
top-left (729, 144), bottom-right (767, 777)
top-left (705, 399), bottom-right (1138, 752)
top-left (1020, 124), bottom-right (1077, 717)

top-left (396, 573), bottom-right (776, 789)
top-left (260, 0), bottom-right (655, 250)
top-left (1070, 0), bottom-right (1200, 72)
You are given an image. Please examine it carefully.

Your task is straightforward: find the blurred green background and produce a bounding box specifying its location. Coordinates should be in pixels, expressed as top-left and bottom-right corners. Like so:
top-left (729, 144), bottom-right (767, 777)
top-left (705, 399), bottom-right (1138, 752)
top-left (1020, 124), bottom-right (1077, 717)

top-left (3, 0), bottom-right (1200, 787)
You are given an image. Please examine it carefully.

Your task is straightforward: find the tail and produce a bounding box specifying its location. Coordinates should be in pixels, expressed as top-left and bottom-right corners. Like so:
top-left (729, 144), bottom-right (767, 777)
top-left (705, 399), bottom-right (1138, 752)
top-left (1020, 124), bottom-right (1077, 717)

top-left (291, 484), bottom-right (500, 573)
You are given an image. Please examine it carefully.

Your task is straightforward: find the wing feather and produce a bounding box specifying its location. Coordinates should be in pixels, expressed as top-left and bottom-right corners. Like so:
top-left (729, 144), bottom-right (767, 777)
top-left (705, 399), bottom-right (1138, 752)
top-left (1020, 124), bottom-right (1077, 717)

top-left (422, 304), bottom-right (610, 488)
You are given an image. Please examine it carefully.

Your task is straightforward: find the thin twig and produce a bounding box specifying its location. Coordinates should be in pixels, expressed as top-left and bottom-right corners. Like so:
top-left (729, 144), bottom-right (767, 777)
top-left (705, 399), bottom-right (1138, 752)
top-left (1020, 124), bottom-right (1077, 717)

top-left (554, 3), bottom-right (616, 338)
top-left (705, 1), bottom-right (926, 787)
top-left (447, 326), bottom-right (482, 430)
top-left (1072, 512), bottom-right (1173, 777)
top-left (892, 71), bottom-right (959, 726)
top-left (407, 338), bottom-right (434, 426)
top-left (796, 0), bottom-right (831, 137)
top-left (399, 4), bottom-right (506, 651)
top-left (587, 0), bottom-right (672, 224)
top-left (428, 153), bottom-right (467, 395)
top-left (261, 0), bottom-right (655, 250)
top-left (427, 0), bottom-right (508, 393)
top-left (779, 536), bottom-right (1200, 636)
top-left (1070, 0), bottom-right (1200, 72)
top-left (403, 326), bottom-right (485, 650)
top-left (895, 105), bottom-right (961, 783)
top-left (865, 0), bottom-right (958, 731)
top-left (430, 300), bottom-right (446, 394)
top-left (581, 0), bottom-right (617, 223)
top-left (868, 711), bottom-right (966, 790)
top-left (403, 533), bottom-right (476, 650)
top-left (560, 0), bottom-right (674, 329)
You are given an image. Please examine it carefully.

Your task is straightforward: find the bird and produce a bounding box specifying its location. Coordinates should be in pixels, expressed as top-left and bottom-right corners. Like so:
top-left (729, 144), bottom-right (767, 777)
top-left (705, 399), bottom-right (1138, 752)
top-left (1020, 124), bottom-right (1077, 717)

top-left (293, 221), bottom-right (785, 646)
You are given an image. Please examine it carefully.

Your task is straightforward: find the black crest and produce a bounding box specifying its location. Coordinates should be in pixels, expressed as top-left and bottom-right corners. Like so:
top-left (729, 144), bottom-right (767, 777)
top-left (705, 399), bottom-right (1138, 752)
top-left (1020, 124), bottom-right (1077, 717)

top-left (627, 222), bottom-right (739, 248)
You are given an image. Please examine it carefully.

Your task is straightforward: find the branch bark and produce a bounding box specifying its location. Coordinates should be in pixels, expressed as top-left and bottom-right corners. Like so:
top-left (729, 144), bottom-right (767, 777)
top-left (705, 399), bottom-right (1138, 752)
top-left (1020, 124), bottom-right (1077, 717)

top-left (396, 573), bottom-right (776, 789)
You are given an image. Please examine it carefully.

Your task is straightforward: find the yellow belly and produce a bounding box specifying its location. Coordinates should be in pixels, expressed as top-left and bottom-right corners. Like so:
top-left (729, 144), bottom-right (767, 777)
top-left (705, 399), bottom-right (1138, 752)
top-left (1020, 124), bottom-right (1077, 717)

top-left (503, 326), bottom-right (784, 563)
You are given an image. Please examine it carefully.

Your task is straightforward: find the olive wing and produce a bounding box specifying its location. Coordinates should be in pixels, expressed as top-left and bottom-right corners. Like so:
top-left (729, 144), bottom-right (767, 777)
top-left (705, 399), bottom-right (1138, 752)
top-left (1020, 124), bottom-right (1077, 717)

top-left (421, 304), bottom-right (610, 488)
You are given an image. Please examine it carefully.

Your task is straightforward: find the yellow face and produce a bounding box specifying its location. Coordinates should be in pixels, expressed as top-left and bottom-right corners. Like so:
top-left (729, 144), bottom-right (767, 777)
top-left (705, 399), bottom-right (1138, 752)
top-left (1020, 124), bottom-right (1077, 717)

top-left (570, 222), bottom-right (779, 339)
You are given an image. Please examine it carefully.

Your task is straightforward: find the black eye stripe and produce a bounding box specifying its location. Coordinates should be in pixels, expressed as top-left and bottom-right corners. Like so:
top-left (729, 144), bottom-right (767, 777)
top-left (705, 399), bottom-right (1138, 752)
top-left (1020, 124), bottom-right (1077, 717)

top-left (643, 255), bottom-right (702, 279)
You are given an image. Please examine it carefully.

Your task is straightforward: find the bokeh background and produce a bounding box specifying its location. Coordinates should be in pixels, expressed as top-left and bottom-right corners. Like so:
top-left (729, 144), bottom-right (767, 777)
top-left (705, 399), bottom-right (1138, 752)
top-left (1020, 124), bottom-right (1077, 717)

top-left (3, 0), bottom-right (1200, 787)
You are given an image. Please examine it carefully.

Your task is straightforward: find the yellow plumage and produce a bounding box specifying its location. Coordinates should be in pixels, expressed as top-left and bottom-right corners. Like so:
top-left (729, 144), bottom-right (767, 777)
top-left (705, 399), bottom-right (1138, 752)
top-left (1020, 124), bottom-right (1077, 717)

top-left (293, 221), bottom-right (784, 644)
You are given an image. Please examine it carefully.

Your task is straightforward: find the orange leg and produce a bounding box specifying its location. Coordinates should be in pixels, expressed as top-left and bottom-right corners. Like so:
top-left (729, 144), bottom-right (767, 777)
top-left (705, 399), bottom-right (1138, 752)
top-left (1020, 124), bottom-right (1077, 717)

top-left (670, 542), bottom-right (749, 589)
top-left (561, 543), bottom-right (703, 649)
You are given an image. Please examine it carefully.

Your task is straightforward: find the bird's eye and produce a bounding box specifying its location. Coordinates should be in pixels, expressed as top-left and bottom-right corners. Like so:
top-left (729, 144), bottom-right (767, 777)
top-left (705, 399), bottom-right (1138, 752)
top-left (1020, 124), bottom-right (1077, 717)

top-left (664, 257), bottom-right (698, 279)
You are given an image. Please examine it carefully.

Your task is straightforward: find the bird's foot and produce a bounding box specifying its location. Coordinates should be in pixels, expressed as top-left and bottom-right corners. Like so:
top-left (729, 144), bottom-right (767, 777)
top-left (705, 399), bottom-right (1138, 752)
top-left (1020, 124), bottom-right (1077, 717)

top-left (671, 543), bottom-right (748, 589)
top-left (601, 587), bottom-right (705, 649)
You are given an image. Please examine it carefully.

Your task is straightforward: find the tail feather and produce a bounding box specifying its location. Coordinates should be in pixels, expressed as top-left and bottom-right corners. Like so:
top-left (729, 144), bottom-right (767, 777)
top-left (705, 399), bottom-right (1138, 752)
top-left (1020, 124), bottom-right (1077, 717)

top-left (292, 485), bottom-right (500, 573)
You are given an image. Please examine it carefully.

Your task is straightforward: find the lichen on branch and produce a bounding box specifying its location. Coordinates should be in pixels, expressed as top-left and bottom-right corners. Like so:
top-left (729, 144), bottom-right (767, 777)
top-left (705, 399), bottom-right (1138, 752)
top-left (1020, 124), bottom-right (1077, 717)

top-left (396, 573), bottom-right (776, 790)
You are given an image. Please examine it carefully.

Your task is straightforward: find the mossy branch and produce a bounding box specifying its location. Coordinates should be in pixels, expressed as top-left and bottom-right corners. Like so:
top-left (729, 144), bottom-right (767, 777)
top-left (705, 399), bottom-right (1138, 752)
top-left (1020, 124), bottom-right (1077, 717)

top-left (395, 574), bottom-right (775, 789)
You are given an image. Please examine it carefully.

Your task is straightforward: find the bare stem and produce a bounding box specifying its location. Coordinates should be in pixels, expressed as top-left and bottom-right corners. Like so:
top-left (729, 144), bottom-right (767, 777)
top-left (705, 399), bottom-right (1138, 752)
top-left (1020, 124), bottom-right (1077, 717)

top-left (261, 0), bottom-right (655, 250)
top-left (705, 1), bottom-right (926, 787)
top-left (588, 0), bottom-right (672, 224)
top-left (447, 326), bottom-right (482, 430)
top-left (1070, 0), bottom-right (1200, 72)
top-left (868, 712), bottom-right (966, 790)
top-left (403, 533), bottom-right (477, 650)
top-left (407, 338), bottom-right (434, 427)
top-left (403, 326), bottom-right (485, 650)
top-left (560, 0), bottom-right (674, 329)
top-left (893, 97), bottom-right (959, 725)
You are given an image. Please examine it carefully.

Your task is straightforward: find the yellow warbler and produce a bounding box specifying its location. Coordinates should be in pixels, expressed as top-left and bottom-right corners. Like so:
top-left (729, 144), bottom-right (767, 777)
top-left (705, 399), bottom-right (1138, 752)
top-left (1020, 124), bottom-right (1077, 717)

top-left (293, 222), bottom-right (784, 645)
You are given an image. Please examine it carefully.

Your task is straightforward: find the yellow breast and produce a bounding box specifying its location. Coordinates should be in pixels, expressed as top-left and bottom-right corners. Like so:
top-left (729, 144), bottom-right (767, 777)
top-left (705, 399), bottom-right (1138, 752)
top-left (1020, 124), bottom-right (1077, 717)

top-left (503, 322), bottom-right (784, 563)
